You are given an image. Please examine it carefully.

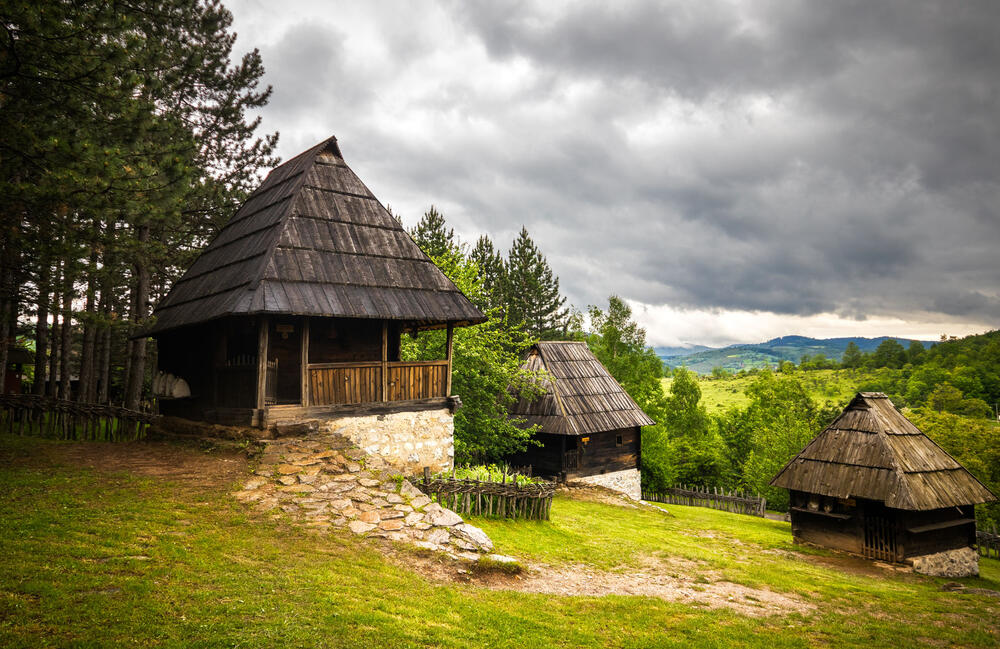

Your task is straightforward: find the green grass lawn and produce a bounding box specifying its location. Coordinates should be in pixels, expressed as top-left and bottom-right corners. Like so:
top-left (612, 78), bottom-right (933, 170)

top-left (1, 434), bottom-right (998, 648)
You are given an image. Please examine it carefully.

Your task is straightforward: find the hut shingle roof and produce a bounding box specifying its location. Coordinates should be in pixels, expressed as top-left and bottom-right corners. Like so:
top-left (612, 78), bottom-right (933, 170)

top-left (147, 136), bottom-right (485, 335)
top-left (510, 341), bottom-right (656, 436)
top-left (770, 392), bottom-right (996, 510)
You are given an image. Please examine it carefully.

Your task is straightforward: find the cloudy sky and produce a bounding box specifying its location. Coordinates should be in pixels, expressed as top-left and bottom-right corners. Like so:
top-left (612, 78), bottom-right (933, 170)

top-left (227, 0), bottom-right (999, 347)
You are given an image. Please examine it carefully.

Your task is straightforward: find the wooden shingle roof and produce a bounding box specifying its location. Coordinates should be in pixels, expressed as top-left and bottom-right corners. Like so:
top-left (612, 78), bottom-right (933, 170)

top-left (770, 392), bottom-right (996, 510)
top-left (147, 136), bottom-right (486, 335)
top-left (510, 341), bottom-right (656, 436)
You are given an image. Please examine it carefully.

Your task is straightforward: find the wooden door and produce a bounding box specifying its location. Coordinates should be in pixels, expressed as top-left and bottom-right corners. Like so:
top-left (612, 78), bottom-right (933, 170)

top-left (863, 507), bottom-right (899, 562)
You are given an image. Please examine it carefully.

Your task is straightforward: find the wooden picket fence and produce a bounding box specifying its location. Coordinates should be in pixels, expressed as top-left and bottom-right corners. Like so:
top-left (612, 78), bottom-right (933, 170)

top-left (977, 525), bottom-right (1000, 559)
top-left (417, 468), bottom-right (557, 520)
top-left (0, 393), bottom-right (156, 442)
top-left (643, 484), bottom-right (766, 517)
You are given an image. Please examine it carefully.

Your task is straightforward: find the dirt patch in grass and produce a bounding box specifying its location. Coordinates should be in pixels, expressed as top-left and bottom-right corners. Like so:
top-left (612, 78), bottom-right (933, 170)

top-left (9, 438), bottom-right (251, 491)
top-left (399, 548), bottom-right (814, 617)
top-left (496, 556), bottom-right (815, 617)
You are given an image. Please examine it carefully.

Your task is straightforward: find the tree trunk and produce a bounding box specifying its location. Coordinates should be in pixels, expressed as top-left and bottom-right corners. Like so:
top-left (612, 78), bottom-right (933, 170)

top-left (32, 274), bottom-right (50, 395)
top-left (125, 224), bottom-right (150, 410)
top-left (97, 294), bottom-right (112, 404)
top-left (78, 247), bottom-right (98, 402)
top-left (58, 280), bottom-right (73, 400)
top-left (48, 290), bottom-right (61, 397)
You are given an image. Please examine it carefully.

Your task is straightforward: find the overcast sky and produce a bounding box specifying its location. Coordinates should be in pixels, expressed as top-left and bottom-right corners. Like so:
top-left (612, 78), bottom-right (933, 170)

top-left (227, 0), bottom-right (999, 347)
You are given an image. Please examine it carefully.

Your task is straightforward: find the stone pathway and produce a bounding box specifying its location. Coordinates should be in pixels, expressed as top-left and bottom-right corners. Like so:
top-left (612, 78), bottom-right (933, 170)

top-left (232, 432), bottom-right (493, 557)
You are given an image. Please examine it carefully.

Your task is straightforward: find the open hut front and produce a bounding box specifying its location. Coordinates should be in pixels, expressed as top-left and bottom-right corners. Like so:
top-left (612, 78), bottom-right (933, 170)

top-left (147, 136), bottom-right (485, 430)
top-left (771, 392), bottom-right (995, 571)
top-left (505, 342), bottom-right (655, 498)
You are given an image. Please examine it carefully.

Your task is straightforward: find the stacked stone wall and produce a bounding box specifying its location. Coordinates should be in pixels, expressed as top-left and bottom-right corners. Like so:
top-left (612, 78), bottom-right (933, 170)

top-left (317, 408), bottom-right (454, 474)
top-left (572, 468), bottom-right (642, 500)
top-left (910, 547), bottom-right (979, 577)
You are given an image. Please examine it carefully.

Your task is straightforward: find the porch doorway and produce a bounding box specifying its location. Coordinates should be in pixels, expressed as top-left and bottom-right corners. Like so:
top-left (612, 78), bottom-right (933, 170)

top-left (268, 319), bottom-right (301, 404)
top-left (863, 506), bottom-right (899, 561)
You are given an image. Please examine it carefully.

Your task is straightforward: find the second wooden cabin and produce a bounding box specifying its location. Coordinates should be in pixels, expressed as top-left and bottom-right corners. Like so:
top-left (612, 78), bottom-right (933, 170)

top-left (505, 341), bottom-right (655, 499)
top-left (771, 392), bottom-right (996, 576)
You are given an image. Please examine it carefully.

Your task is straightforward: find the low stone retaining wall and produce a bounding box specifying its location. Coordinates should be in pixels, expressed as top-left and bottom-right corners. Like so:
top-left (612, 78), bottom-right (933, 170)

top-left (317, 408), bottom-right (454, 475)
top-left (571, 468), bottom-right (642, 500)
top-left (233, 430), bottom-right (491, 557)
top-left (911, 547), bottom-right (979, 578)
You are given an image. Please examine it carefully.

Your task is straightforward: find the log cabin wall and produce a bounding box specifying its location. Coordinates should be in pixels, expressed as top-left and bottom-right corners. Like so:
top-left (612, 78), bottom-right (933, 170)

top-left (568, 428), bottom-right (640, 478)
top-left (505, 433), bottom-right (567, 476)
top-left (788, 490), bottom-right (864, 555)
top-left (900, 505), bottom-right (977, 557)
top-left (309, 318), bottom-right (400, 363)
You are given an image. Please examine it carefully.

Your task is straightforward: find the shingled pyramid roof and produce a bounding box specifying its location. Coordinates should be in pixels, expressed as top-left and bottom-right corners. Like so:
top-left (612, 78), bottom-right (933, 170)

top-left (510, 341), bottom-right (656, 436)
top-left (770, 392), bottom-right (996, 510)
top-left (148, 136), bottom-right (486, 335)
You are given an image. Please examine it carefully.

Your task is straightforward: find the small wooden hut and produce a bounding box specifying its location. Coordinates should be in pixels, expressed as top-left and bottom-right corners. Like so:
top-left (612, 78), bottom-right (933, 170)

top-left (771, 392), bottom-right (996, 564)
top-left (505, 342), bottom-right (655, 496)
top-left (146, 136), bottom-right (485, 432)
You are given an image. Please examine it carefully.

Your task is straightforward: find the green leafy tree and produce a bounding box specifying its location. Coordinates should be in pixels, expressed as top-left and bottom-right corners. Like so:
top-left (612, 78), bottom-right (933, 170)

top-left (662, 368), bottom-right (729, 487)
top-left (737, 371), bottom-right (820, 510)
top-left (841, 341), bottom-right (864, 369)
top-left (869, 339), bottom-right (907, 369)
top-left (927, 383), bottom-right (964, 413)
top-left (907, 340), bottom-right (926, 365)
top-left (405, 226), bottom-right (540, 463)
top-left (586, 296), bottom-right (671, 491)
top-left (505, 227), bottom-right (568, 339)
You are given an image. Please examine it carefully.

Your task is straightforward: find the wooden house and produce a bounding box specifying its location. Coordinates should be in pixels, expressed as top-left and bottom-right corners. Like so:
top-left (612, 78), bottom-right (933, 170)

top-left (771, 392), bottom-right (996, 568)
top-left (146, 136), bottom-right (485, 465)
top-left (505, 341), bottom-right (655, 498)
top-left (3, 346), bottom-right (31, 394)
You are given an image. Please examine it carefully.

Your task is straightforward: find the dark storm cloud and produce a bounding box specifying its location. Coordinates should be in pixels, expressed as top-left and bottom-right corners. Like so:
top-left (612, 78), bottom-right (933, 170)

top-left (239, 0), bottom-right (1000, 325)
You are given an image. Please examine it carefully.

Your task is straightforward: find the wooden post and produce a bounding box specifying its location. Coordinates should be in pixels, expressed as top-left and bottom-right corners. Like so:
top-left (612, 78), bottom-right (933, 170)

top-left (300, 318), bottom-right (310, 407)
top-left (256, 317), bottom-right (269, 410)
top-left (445, 322), bottom-right (454, 396)
top-left (381, 320), bottom-right (388, 402)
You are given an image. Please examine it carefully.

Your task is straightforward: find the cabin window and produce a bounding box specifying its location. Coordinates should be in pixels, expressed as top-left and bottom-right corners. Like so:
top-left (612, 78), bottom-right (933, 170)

top-left (616, 434), bottom-right (623, 447)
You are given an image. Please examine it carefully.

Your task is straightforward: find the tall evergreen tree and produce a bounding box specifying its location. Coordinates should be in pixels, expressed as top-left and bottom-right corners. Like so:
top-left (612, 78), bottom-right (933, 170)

top-left (469, 235), bottom-right (506, 314)
top-left (409, 206), bottom-right (456, 260)
top-left (505, 227), bottom-right (568, 339)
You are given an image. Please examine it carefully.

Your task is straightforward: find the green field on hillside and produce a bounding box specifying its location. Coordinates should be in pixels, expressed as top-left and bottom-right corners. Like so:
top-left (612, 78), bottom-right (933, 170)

top-left (662, 369), bottom-right (864, 414)
top-left (2, 434), bottom-right (998, 648)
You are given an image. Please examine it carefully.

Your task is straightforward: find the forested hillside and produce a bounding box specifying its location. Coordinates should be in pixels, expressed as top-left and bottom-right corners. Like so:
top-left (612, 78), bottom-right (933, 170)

top-left (656, 330), bottom-right (1000, 527)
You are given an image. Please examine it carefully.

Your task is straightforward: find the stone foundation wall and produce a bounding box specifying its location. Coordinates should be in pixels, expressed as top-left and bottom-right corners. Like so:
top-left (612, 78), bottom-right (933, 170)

top-left (318, 408), bottom-right (454, 474)
top-left (911, 547), bottom-right (979, 578)
top-left (573, 468), bottom-right (642, 500)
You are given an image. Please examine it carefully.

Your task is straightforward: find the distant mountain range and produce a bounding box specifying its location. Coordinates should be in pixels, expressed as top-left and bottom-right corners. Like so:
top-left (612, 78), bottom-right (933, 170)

top-left (657, 335), bottom-right (931, 374)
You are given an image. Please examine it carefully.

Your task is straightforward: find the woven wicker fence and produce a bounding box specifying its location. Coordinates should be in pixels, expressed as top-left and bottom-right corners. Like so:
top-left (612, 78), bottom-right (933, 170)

top-left (417, 469), bottom-right (557, 520)
top-left (643, 485), bottom-right (766, 517)
top-left (0, 393), bottom-right (156, 441)
top-left (977, 525), bottom-right (1000, 559)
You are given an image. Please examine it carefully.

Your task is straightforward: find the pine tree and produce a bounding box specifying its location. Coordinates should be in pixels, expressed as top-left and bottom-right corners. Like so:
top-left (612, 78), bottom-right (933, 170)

top-left (409, 206), bottom-right (456, 260)
top-left (505, 227), bottom-right (568, 339)
top-left (469, 235), bottom-right (506, 314)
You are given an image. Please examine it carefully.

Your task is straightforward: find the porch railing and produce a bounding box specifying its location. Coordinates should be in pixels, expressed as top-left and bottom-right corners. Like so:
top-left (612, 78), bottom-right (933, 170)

top-left (307, 360), bottom-right (449, 406)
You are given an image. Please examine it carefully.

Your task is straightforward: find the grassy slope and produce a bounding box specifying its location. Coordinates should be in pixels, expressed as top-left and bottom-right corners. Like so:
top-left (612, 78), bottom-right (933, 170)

top-left (1, 434), bottom-right (998, 648)
top-left (662, 369), bottom-right (869, 414)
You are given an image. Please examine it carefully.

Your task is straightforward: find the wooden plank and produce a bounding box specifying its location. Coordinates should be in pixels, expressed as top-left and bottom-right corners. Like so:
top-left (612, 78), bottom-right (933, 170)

top-left (300, 318), bottom-right (310, 406)
top-left (381, 320), bottom-right (388, 402)
top-left (255, 317), bottom-right (269, 409)
top-left (446, 322), bottom-right (453, 396)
